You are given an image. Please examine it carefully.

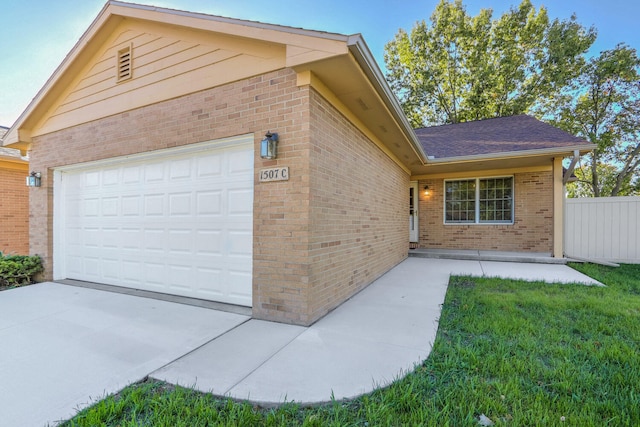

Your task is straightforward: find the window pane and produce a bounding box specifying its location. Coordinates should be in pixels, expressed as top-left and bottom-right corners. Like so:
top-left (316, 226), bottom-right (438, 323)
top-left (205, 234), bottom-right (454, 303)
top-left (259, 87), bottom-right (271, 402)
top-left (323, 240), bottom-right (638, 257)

top-left (479, 177), bottom-right (513, 223)
top-left (445, 180), bottom-right (475, 223)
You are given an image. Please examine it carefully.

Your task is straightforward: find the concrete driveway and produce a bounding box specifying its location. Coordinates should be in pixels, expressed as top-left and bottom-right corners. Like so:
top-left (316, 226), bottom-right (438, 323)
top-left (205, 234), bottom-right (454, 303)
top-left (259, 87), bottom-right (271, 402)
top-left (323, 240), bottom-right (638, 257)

top-left (0, 258), bottom-right (600, 426)
top-left (0, 283), bottom-right (249, 426)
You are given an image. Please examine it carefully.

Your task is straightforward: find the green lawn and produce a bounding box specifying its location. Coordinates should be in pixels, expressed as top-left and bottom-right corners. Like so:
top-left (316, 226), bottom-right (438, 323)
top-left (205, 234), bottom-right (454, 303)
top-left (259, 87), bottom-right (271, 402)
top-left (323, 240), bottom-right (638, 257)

top-left (61, 263), bottom-right (640, 426)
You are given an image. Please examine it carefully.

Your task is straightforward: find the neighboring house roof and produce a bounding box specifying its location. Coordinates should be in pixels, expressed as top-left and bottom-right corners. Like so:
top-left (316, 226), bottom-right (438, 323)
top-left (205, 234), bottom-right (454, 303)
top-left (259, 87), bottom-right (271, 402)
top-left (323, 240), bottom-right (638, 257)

top-left (415, 115), bottom-right (591, 160)
top-left (0, 126), bottom-right (25, 162)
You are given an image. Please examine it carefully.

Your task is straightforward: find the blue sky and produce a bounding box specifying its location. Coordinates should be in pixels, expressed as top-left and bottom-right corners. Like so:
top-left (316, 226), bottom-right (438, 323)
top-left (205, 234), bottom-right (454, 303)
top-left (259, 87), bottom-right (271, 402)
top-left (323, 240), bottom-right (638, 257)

top-left (1, 0), bottom-right (639, 126)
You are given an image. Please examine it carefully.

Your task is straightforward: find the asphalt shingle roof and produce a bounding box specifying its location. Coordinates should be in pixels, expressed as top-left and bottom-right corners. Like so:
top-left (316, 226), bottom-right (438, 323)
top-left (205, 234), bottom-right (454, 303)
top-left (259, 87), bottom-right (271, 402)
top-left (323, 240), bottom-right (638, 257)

top-left (414, 115), bottom-right (589, 159)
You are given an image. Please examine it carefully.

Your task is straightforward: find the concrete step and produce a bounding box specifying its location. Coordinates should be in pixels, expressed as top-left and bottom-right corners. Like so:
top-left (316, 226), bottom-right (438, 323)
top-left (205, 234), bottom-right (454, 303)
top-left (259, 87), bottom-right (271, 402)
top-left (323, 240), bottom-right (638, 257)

top-left (408, 248), bottom-right (567, 265)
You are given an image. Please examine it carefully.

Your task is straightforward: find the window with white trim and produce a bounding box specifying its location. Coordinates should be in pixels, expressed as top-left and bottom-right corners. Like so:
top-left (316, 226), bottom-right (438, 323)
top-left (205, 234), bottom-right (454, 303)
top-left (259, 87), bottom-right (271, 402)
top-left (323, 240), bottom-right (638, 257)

top-left (445, 177), bottom-right (513, 224)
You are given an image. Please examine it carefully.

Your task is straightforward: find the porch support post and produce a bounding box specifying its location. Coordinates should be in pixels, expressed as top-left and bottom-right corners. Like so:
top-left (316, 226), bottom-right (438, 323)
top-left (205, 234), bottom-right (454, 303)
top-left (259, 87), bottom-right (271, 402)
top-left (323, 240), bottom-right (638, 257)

top-left (553, 157), bottom-right (564, 258)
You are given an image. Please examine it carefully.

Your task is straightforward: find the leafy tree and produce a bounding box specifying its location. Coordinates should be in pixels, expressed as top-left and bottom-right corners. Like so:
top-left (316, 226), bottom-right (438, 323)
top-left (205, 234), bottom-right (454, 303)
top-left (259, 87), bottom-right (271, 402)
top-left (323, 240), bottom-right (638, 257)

top-left (550, 45), bottom-right (640, 197)
top-left (567, 164), bottom-right (638, 198)
top-left (384, 0), bottom-right (595, 127)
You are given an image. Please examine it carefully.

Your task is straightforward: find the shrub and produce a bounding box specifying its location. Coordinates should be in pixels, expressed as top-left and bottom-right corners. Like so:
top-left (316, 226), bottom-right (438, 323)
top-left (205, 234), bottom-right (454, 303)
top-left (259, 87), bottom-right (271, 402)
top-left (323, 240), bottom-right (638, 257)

top-left (0, 252), bottom-right (44, 288)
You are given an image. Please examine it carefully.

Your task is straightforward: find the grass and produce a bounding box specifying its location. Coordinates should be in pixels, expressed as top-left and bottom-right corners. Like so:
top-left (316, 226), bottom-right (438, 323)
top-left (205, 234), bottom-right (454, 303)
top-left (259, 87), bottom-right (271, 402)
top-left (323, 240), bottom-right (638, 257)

top-left (60, 263), bottom-right (640, 426)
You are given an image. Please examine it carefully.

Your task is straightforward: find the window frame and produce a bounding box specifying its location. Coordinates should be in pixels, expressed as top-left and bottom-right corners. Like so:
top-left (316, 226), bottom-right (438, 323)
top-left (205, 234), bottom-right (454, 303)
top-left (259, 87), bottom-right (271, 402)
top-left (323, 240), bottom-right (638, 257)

top-left (443, 176), bottom-right (514, 225)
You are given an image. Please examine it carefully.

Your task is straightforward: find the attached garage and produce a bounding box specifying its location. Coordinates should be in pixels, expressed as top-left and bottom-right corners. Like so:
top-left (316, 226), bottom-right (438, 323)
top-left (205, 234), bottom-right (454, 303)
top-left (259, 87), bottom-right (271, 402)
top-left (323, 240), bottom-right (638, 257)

top-left (53, 135), bottom-right (254, 306)
top-left (3, 2), bottom-right (417, 325)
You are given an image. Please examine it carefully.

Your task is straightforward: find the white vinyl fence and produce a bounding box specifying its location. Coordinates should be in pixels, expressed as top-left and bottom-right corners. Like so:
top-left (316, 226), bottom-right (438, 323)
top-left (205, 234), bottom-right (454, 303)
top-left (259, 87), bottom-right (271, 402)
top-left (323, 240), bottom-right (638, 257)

top-left (565, 196), bottom-right (640, 264)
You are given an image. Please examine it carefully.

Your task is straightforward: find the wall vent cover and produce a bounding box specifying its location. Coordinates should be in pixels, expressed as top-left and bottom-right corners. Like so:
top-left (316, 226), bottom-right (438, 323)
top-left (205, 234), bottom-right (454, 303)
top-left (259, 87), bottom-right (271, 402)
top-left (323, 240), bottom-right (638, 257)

top-left (117, 44), bottom-right (132, 82)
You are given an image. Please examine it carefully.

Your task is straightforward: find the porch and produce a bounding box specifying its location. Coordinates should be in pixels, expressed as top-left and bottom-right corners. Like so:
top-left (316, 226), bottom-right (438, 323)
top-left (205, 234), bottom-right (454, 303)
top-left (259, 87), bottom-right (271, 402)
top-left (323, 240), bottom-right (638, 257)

top-left (409, 248), bottom-right (566, 264)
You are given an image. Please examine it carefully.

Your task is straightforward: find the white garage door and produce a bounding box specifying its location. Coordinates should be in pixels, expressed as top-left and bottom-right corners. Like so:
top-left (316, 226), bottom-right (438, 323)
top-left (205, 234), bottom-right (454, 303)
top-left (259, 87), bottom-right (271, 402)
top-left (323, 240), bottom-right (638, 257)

top-left (54, 136), bottom-right (254, 307)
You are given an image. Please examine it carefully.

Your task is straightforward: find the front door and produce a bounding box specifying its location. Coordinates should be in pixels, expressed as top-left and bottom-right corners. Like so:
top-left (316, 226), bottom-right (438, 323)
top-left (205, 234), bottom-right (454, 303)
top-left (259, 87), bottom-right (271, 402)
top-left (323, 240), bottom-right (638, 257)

top-left (409, 181), bottom-right (419, 242)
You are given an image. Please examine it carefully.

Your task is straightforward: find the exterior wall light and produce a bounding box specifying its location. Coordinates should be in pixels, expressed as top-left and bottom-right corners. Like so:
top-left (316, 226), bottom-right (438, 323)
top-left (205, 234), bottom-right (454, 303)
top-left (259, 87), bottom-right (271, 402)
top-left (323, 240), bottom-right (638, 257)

top-left (260, 132), bottom-right (278, 160)
top-left (424, 185), bottom-right (430, 196)
top-left (26, 171), bottom-right (42, 187)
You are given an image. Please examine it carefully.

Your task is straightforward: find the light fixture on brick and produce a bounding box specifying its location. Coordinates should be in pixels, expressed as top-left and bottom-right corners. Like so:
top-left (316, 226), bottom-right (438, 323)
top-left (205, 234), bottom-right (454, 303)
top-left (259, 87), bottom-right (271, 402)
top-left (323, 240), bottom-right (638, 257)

top-left (26, 171), bottom-right (41, 187)
top-left (424, 185), bottom-right (430, 196)
top-left (260, 131), bottom-right (279, 159)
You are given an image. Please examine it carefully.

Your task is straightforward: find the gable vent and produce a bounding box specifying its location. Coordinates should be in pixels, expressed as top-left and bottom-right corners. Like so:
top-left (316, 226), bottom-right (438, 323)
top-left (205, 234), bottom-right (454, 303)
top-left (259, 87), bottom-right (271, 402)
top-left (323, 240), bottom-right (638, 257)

top-left (116, 44), bottom-right (132, 82)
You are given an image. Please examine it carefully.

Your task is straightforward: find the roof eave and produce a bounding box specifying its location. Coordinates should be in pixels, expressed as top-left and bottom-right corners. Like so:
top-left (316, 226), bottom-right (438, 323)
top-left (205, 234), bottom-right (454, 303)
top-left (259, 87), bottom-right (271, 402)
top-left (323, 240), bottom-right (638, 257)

top-left (426, 143), bottom-right (595, 164)
top-left (2, 1), bottom-right (117, 148)
top-left (346, 35), bottom-right (428, 163)
top-left (0, 154), bottom-right (28, 164)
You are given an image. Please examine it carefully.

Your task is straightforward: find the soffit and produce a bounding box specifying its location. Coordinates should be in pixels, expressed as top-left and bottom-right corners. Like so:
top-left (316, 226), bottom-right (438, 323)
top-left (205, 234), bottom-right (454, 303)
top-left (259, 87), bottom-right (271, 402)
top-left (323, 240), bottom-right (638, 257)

top-left (294, 54), bottom-right (424, 169)
top-left (411, 150), bottom-right (585, 177)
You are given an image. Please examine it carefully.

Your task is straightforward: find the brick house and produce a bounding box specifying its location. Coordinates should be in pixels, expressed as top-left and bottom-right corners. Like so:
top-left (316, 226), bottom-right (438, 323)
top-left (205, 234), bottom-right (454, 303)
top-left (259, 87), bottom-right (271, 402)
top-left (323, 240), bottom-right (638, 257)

top-left (0, 126), bottom-right (29, 254)
top-left (2, 1), bottom-right (593, 325)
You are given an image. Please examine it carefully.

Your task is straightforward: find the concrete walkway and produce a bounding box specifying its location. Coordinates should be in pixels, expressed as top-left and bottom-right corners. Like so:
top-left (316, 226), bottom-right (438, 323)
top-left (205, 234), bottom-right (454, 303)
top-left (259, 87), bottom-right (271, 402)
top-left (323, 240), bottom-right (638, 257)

top-left (151, 258), bottom-right (601, 404)
top-left (0, 258), bottom-right (600, 425)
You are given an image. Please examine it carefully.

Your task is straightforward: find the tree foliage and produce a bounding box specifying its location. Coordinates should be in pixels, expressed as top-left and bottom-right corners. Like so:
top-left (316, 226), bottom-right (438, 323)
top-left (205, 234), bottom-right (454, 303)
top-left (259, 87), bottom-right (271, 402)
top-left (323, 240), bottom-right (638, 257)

top-left (384, 0), bottom-right (596, 127)
top-left (549, 45), bottom-right (640, 197)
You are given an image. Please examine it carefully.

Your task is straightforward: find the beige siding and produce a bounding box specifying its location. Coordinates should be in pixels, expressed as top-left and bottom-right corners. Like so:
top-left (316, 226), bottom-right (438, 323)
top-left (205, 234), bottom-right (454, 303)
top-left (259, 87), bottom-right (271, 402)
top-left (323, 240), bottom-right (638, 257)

top-left (35, 19), bottom-right (286, 137)
top-left (418, 171), bottom-right (554, 253)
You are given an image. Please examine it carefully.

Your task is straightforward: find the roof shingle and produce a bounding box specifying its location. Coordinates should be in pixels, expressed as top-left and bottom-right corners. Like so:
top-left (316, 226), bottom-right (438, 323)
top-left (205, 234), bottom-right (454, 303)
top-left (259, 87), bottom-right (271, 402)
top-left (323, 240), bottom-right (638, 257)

top-left (414, 115), bottom-right (590, 159)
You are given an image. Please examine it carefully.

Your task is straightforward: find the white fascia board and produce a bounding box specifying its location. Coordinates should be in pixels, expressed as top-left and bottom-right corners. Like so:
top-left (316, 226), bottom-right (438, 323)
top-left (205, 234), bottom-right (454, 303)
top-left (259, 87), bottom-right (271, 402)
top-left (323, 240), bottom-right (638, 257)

top-left (346, 35), bottom-right (428, 163)
top-left (426, 144), bottom-right (596, 164)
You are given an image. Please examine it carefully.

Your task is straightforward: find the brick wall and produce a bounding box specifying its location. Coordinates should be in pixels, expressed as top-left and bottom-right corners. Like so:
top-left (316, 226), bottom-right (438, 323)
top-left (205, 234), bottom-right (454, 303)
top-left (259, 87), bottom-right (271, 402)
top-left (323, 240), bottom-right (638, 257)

top-left (306, 90), bottom-right (408, 323)
top-left (30, 69), bottom-right (314, 323)
top-left (418, 171), bottom-right (553, 252)
top-left (28, 68), bottom-right (409, 325)
top-left (0, 164), bottom-right (29, 254)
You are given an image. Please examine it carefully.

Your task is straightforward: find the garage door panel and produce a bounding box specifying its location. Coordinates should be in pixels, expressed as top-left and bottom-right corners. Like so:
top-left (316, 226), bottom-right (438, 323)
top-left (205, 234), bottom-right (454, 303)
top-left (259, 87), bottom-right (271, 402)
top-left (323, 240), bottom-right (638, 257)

top-left (83, 257), bottom-right (101, 279)
top-left (197, 154), bottom-right (222, 177)
top-left (168, 192), bottom-right (192, 216)
top-left (228, 149), bottom-right (254, 174)
top-left (84, 171), bottom-right (101, 187)
top-left (196, 230), bottom-right (223, 255)
top-left (145, 262), bottom-right (166, 287)
top-left (102, 197), bottom-right (119, 216)
top-left (228, 189), bottom-right (253, 215)
top-left (143, 194), bottom-right (164, 216)
top-left (227, 230), bottom-right (252, 257)
top-left (143, 228), bottom-right (165, 252)
top-left (227, 269), bottom-right (252, 299)
top-left (102, 259), bottom-right (120, 280)
top-left (169, 158), bottom-right (193, 180)
top-left (144, 163), bottom-right (165, 183)
top-left (57, 138), bottom-right (253, 306)
top-left (167, 264), bottom-right (193, 289)
top-left (103, 168), bottom-right (120, 185)
top-left (196, 191), bottom-right (222, 215)
top-left (123, 166), bottom-right (142, 184)
top-left (195, 268), bottom-right (224, 297)
top-left (121, 195), bottom-right (142, 216)
top-left (167, 229), bottom-right (193, 254)
top-left (121, 228), bottom-right (143, 250)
